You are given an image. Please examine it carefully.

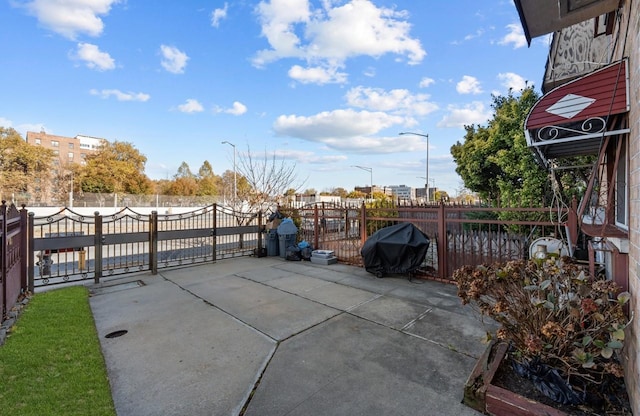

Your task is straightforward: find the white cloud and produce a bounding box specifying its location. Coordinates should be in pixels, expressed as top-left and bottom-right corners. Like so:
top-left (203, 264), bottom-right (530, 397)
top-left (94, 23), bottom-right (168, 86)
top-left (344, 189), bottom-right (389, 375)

top-left (419, 77), bottom-right (435, 88)
top-left (20, 0), bottom-right (120, 40)
top-left (274, 109), bottom-right (403, 140)
top-left (497, 72), bottom-right (527, 92)
top-left (437, 102), bottom-right (492, 128)
top-left (274, 149), bottom-right (347, 164)
top-left (345, 86), bottom-right (438, 116)
top-left (254, 0), bottom-right (425, 84)
top-left (72, 42), bottom-right (115, 71)
top-left (211, 3), bottom-right (228, 27)
top-left (178, 99), bottom-right (204, 113)
top-left (214, 101), bottom-right (247, 116)
top-left (160, 45), bottom-right (189, 74)
top-left (499, 23), bottom-right (527, 49)
top-left (271, 108), bottom-right (426, 153)
top-left (288, 65), bottom-right (348, 84)
top-left (90, 89), bottom-right (150, 102)
top-left (456, 75), bottom-right (483, 94)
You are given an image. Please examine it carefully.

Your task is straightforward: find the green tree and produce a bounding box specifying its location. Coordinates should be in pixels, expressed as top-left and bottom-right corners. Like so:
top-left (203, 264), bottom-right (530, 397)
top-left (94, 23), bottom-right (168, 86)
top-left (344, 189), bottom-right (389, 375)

top-left (327, 187), bottom-right (348, 198)
top-left (347, 190), bottom-right (366, 199)
top-left (451, 87), bottom-right (548, 206)
top-left (196, 160), bottom-right (220, 196)
top-left (164, 161), bottom-right (198, 196)
top-left (0, 127), bottom-right (54, 201)
top-left (77, 141), bottom-right (152, 194)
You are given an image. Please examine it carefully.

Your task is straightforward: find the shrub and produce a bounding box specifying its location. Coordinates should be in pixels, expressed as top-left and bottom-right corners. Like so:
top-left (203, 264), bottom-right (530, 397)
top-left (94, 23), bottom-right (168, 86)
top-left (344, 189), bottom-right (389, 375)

top-left (454, 258), bottom-right (631, 384)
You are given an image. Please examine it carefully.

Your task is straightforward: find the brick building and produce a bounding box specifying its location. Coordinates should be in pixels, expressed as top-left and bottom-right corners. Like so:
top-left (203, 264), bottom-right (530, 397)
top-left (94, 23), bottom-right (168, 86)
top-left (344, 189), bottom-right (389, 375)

top-left (515, 0), bottom-right (639, 411)
top-left (24, 131), bottom-right (105, 205)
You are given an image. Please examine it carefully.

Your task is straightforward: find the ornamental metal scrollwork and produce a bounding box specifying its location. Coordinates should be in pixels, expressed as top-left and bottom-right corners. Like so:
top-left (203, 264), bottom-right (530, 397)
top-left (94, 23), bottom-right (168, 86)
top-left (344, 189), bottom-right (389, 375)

top-left (536, 117), bottom-right (606, 141)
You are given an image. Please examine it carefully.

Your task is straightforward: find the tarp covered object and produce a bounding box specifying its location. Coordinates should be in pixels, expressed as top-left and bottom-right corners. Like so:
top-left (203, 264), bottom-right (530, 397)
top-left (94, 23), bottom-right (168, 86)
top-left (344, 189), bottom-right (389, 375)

top-left (360, 222), bottom-right (430, 277)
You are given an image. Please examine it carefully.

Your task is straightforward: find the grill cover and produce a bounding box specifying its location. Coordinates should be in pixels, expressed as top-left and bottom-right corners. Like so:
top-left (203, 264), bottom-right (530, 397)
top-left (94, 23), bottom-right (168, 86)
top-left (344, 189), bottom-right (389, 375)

top-left (361, 222), bottom-right (430, 277)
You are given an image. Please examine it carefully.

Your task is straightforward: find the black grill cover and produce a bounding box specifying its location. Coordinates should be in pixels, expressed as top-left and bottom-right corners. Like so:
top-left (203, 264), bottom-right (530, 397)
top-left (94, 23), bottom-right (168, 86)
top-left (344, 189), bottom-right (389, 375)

top-left (361, 222), bottom-right (430, 276)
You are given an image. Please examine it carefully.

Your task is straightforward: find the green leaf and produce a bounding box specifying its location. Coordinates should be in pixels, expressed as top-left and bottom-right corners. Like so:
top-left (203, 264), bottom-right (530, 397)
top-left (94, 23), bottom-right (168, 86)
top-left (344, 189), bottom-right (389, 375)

top-left (581, 335), bottom-right (593, 347)
top-left (539, 279), bottom-right (551, 290)
top-left (593, 339), bottom-right (606, 349)
top-left (600, 347), bottom-right (614, 359)
top-left (523, 285), bottom-right (539, 291)
top-left (612, 329), bottom-right (625, 341)
top-left (617, 292), bottom-right (631, 304)
top-left (607, 340), bottom-right (623, 349)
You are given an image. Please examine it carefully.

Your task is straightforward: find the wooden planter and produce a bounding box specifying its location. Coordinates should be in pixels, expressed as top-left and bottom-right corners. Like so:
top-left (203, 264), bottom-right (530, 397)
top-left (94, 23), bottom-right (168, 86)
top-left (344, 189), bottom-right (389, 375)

top-left (463, 341), bottom-right (568, 416)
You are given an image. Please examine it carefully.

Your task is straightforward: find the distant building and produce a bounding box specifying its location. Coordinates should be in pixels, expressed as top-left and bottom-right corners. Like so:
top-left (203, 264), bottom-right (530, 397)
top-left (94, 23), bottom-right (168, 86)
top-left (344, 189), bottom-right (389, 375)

top-left (24, 131), bottom-right (106, 205)
top-left (354, 185), bottom-right (392, 196)
top-left (387, 185), bottom-right (415, 200)
top-left (26, 131), bottom-right (104, 169)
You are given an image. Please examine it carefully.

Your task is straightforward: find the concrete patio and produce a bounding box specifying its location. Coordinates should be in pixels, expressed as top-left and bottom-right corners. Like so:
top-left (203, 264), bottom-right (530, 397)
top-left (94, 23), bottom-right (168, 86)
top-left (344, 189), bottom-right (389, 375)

top-left (89, 257), bottom-right (490, 415)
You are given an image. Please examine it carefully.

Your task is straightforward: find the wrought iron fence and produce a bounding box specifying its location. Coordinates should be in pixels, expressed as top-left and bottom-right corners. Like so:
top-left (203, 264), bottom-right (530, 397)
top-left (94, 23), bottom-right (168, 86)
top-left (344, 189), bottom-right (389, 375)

top-left (280, 200), bottom-right (578, 282)
top-left (28, 204), bottom-right (262, 289)
top-left (1, 201), bottom-right (27, 318)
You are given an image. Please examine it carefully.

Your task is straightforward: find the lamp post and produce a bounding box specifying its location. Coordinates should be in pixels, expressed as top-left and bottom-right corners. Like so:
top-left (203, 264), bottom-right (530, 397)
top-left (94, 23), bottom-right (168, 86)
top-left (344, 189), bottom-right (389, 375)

top-left (351, 165), bottom-right (373, 197)
top-left (221, 141), bottom-right (237, 202)
top-left (400, 132), bottom-right (429, 202)
top-left (69, 171), bottom-right (73, 208)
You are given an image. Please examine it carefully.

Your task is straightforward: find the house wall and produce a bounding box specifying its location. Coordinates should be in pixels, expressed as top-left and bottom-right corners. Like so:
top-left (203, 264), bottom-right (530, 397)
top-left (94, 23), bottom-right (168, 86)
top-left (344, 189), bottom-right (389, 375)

top-left (618, 1), bottom-right (640, 412)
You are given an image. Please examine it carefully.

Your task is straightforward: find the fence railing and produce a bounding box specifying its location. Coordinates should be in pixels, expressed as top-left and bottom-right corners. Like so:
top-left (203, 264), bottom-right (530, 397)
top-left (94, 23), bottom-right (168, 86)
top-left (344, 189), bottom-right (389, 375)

top-left (281, 200), bottom-right (578, 282)
top-left (28, 204), bottom-right (262, 289)
top-left (5, 199), bottom-right (579, 294)
top-left (1, 201), bottom-right (27, 318)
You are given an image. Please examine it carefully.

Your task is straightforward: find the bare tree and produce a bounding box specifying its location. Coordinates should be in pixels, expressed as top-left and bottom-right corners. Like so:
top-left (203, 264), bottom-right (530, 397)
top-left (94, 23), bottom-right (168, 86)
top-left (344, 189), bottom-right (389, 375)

top-left (236, 145), bottom-right (306, 213)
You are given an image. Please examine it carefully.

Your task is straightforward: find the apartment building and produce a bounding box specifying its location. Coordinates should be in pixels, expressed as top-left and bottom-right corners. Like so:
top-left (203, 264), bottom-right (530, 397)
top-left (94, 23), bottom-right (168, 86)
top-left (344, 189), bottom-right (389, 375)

top-left (24, 131), bottom-right (105, 205)
top-left (25, 131), bottom-right (104, 170)
top-left (387, 185), bottom-right (415, 200)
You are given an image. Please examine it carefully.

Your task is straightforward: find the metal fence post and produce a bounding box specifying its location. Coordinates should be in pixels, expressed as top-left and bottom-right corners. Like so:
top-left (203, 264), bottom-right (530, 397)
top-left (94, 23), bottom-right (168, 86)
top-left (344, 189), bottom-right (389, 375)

top-left (437, 202), bottom-right (447, 280)
top-left (27, 212), bottom-right (35, 293)
top-left (313, 204), bottom-right (320, 249)
top-left (360, 201), bottom-right (367, 244)
top-left (20, 205), bottom-right (28, 292)
top-left (257, 210), bottom-right (263, 253)
top-left (212, 204), bottom-right (217, 263)
top-left (1, 201), bottom-right (6, 315)
top-left (150, 211), bottom-right (158, 275)
top-left (94, 211), bottom-right (102, 283)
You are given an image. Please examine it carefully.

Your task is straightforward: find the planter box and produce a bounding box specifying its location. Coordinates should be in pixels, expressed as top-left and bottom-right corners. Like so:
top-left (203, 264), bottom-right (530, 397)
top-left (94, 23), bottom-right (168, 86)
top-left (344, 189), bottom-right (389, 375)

top-left (463, 341), bottom-right (567, 416)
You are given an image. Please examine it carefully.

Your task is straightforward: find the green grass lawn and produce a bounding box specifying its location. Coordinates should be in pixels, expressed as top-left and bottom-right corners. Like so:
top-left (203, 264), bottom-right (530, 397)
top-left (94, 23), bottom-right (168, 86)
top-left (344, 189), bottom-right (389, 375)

top-left (0, 286), bottom-right (115, 416)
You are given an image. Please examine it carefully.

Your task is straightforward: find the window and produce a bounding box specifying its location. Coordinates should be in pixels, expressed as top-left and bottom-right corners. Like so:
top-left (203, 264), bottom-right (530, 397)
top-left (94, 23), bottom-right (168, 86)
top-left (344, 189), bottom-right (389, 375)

top-left (53, 150), bottom-right (59, 155)
top-left (51, 140), bottom-right (59, 147)
top-left (35, 138), bottom-right (41, 145)
top-left (69, 143), bottom-right (74, 149)
top-left (68, 152), bottom-right (74, 160)
top-left (615, 138), bottom-right (628, 229)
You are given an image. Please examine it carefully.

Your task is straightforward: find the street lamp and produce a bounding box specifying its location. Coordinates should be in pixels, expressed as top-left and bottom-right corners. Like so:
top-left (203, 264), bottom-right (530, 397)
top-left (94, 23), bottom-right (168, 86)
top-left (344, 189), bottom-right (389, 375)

top-left (400, 132), bottom-right (429, 202)
top-left (221, 141), bottom-right (237, 202)
top-left (351, 165), bottom-right (373, 197)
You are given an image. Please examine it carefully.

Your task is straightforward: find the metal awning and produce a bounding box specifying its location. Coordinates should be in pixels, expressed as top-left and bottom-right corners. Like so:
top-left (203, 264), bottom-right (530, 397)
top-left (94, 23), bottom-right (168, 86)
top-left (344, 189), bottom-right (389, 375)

top-left (514, 0), bottom-right (620, 44)
top-left (524, 59), bottom-right (629, 167)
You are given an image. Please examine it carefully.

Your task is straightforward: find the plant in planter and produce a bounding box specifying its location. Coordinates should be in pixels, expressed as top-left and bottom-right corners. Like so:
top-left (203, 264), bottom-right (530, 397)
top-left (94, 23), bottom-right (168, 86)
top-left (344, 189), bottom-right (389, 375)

top-left (454, 257), bottom-right (632, 414)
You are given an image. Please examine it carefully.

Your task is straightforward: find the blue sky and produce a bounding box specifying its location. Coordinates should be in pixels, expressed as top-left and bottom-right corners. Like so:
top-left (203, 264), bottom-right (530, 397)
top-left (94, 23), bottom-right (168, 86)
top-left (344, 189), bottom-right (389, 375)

top-left (1, 0), bottom-right (549, 195)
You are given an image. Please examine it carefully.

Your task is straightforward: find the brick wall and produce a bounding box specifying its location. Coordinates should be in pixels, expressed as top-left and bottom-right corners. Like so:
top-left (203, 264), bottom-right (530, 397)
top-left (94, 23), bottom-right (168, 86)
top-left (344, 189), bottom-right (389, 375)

top-left (618, 0), bottom-right (640, 413)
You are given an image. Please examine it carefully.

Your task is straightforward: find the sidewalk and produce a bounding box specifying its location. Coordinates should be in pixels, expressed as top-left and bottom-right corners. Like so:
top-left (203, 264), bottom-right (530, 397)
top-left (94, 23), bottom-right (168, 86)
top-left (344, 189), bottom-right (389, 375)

top-left (89, 257), bottom-right (489, 416)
